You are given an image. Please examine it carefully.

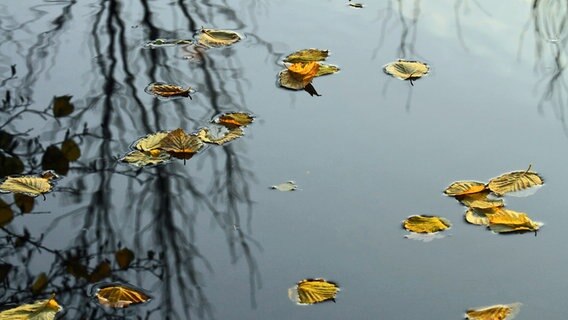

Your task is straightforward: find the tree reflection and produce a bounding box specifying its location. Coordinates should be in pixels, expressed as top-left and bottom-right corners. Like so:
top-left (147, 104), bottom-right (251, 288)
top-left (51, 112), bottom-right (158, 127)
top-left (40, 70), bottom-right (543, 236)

top-left (0, 0), bottom-right (274, 319)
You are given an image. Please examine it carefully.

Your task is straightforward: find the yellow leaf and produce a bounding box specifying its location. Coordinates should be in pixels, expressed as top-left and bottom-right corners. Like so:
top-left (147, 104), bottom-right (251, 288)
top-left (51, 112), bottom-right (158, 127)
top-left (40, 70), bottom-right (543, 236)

top-left (89, 260), bottom-right (112, 283)
top-left (288, 278), bottom-right (339, 305)
top-left (31, 273), bottom-right (49, 295)
top-left (466, 302), bottom-right (522, 320)
top-left (284, 48), bottom-right (329, 63)
top-left (94, 283), bottom-right (152, 308)
top-left (196, 125), bottom-right (244, 145)
top-left (120, 150), bottom-right (170, 167)
top-left (145, 82), bottom-right (194, 99)
top-left (115, 248), bottom-right (135, 270)
top-left (279, 62), bottom-right (320, 90)
top-left (464, 208), bottom-right (492, 226)
top-left (212, 112), bottom-right (255, 129)
top-left (0, 175), bottom-right (54, 197)
top-left (383, 59), bottom-right (430, 84)
top-left (402, 215), bottom-right (451, 233)
top-left (443, 181), bottom-right (487, 196)
top-left (270, 181), bottom-right (298, 192)
top-left (61, 139), bottom-right (81, 161)
top-left (0, 294), bottom-right (62, 320)
top-left (487, 166), bottom-right (544, 196)
top-left (0, 198), bottom-right (14, 227)
top-left (41, 145), bottom-right (69, 175)
top-left (487, 208), bottom-right (541, 233)
top-left (52, 95), bottom-right (74, 117)
top-left (197, 28), bottom-right (242, 48)
top-left (456, 191), bottom-right (504, 209)
top-left (133, 131), bottom-right (169, 152)
top-left (315, 63), bottom-right (340, 77)
top-left (158, 128), bottom-right (204, 160)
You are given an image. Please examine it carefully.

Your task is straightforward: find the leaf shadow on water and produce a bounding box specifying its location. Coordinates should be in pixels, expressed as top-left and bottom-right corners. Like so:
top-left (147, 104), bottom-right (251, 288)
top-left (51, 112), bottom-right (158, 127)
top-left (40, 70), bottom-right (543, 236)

top-left (0, 1), bottom-right (278, 319)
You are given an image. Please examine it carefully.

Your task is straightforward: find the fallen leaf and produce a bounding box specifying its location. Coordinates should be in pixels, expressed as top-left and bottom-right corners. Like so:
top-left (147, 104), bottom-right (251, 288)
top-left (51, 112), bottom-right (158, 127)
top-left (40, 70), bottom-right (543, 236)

top-left (196, 125), bottom-right (244, 145)
top-left (487, 208), bottom-right (541, 233)
top-left (0, 294), bottom-right (62, 319)
top-left (158, 128), bottom-right (204, 160)
top-left (284, 49), bottom-right (329, 63)
top-left (279, 62), bottom-right (320, 90)
top-left (133, 131), bottom-right (170, 152)
top-left (270, 181), bottom-right (297, 192)
top-left (348, 1), bottom-right (364, 8)
top-left (402, 215), bottom-right (451, 233)
top-left (0, 175), bottom-right (55, 197)
top-left (53, 95), bottom-right (74, 117)
top-left (315, 63), bottom-right (340, 77)
top-left (145, 82), bottom-right (194, 99)
top-left (119, 150), bottom-right (171, 167)
top-left (115, 248), bottom-right (135, 270)
top-left (444, 181), bottom-right (487, 196)
top-left (383, 59), bottom-right (430, 85)
top-left (487, 166), bottom-right (544, 196)
top-left (94, 283), bottom-right (152, 308)
top-left (212, 112), bottom-right (255, 129)
top-left (456, 191), bottom-right (504, 209)
top-left (464, 208), bottom-right (492, 226)
top-left (465, 302), bottom-right (522, 320)
top-left (288, 278), bottom-right (339, 305)
top-left (197, 28), bottom-right (242, 48)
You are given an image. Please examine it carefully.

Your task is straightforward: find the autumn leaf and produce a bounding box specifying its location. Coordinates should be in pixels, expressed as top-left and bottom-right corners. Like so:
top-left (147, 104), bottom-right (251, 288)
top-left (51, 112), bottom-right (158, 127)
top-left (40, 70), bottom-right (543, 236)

top-left (402, 215), bottom-right (451, 233)
top-left (0, 294), bottom-right (62, 320)
top-left (119, 150), bottom-right (171, 167)
top-left (284, 49), bottom-right (329, 63)
top-left (196, 125), bottom-right (244, 145)
top-left (0, 175), bottom-right (55, 198)
top-left (145, 82), bottom-right (194, 99)
top-left (443, 181), bottom-right (487, 196)
top-left (487, 165), bottom-right (544, 196)
top-left (279, 62), bottom-right (320, 90)
top-left (115, 248), bottom-right (135, 270)
top-left (465, 302), bottom-right (522, 320)
top-left (456, 191), bottom-right (504, 209)
top-left (197, 28), bottom-right (242, 48)
top-left (212, 112), bottom-right (255, 129)
top-left (315, 63), bottom-right (340, 77)
top-left (487, 208), bottom-right (541, 233)
top-left (94, 283), bottom-right (152, 308)
top-left (288, 278), bottom-right (340, 305)
top-left (464, 208), bottom-right (492, 226)
top-left (133, 131), bottom-right (170, 152)
top-left (383, 59), bottom-right (430, 85)
top-left (158, 128), bottom-right (204, 160)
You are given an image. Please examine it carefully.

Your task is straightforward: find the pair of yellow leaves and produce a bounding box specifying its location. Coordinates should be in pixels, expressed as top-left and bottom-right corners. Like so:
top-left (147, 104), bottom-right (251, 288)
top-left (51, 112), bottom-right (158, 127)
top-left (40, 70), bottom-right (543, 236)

top-left (288, 278), bottom-right (339, 305)
top-left (0, 294), bottom-right (62, 320)
top-left (278, 48), bottom-right (340, 93)
top-left (383, 59), bottom-right (429, 85)
top-left (444, 166), bottom-right (544, 233)
top-left (466, 302), bottom-right (522, 320)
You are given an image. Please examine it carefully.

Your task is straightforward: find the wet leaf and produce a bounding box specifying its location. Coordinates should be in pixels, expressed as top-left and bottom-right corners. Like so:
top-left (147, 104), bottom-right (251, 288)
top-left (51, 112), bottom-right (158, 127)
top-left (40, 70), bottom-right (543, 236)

top-left (119, 150), bottom-right (171, 167)
top-left (158, 128), bottom-right (204, 160)
top-left (144, 82), bottom-right (194, 99)
top-left (41, 145), bottom-right (69, 175)
top-left (270, 181), bottom-right (298, 192)
top-left (31, 273), bottom-right (48, 295)
top-left (0, 175), bottom-right (54, 197)
top-left (383, 59), bottom-right (430, 84)
top-left (212, 112), bottom-right (255, 129)
top-left (487, 208), bottom-right (541, 233)
top-left (52, 95), bottom-right (74, 117)
top-left (288, 278), bottom-right (339, 305)
top-left (456, 191), bottom-right (504, 209)
top-left (133, 131), bottom-right (169, 152)
top-left (89, 260), bottom-right (112, 283)
top-left (197, 28), bottom-right (242, 48)
top-left (315, 63), bottom-right (340, 77)
top-left (444, 181), bottom-right (487, 196)
top-left (94, 283), bottom-right (152, 308)
top-left (0, 154), bottom-right (25, 178)
top-left (487, 166), bottom-right (544, 196)
top-left (0, 198), bottom-right (14, 227)
top-left (465, 302), bottom-right (522, 320)
top-left (196, 125), bottom-right (244, 145)
top-left (144, 38), bottom-right (193, 48)
top-left (348, 1), bottom-right (364, 8)
top-left (0, 294), bottom-right (62, 320)
top-left (115, 248), bottom-right (135, 270)
top-left (61, 139), bottom-right (80, 161)
top-left (402, 215), bottom-right (451, 233)
top-left (464, 208), bottom-right (491, 226)
top-left (284, 49), bottom-right (329, 63)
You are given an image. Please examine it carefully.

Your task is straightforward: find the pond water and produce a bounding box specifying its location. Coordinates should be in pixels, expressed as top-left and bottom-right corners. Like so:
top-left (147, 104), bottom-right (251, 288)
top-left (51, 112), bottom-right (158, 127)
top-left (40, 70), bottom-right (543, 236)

top-left (1, 0), bottom-right (567, 319)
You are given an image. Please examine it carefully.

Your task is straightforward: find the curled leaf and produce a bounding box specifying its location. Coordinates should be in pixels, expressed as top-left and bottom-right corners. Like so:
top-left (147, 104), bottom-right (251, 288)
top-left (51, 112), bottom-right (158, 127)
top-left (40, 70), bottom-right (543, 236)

top-left (196, 125), bottom-right (244, 145)
top-left (145, 82), bottom-right (194, 99)
top-left (197, 28), bottom-right (242, 48)
top-left (456, 191), bottom-right (504, 209)
top-left (444, 181), bottom-right (486, 196)
top-left (212, 112), bottom-right (255, 129)
top-left (466, 302), bottom-right (522, 320)
top-left (284, 48), bottom-right (329, 63)
top-left (279, 62), bottom-right (320, 90)
top-left (383, 59), bottom-right (429, 85)
top-left (487, 166), bottom-right (544, 196)
top-left (94, 283), bottom-right (152, 308)
top-left (402, 215), bottom-right (451, 233)
top-left (119, 150), bottom-right (171, 168)
top-left (464, 208), bottom-right (491, 226)
top-left (133, 131), bottom-right (170, 152)
top-left (288, 278), bottom-right (339, 305)
top-left (487, 208), bottom-right (541, 233)
top-left (315, 63), bottom-right (340, 77)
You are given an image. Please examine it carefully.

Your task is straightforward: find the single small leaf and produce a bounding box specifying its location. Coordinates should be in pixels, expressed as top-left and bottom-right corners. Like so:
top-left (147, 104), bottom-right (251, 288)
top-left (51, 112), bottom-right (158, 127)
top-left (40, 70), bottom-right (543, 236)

top-left (315, 63), bottom-right (340, 77)
top-left (0, 295), bottom-right (62, 320)
top-left (143, 38), bottom-right (194, 48)
top-left (443, 181), bottom-right (486, 196)
top-left (197, 28), bottom-right (242, 48)
top-left (89, 260), bottom-right (112, 283)
top-left (144, 82), bottom-right (194, 99)
top-left (94, 283), bottom-right (152, 308)
top-left (270, 181), bottom-right (298, 192)
top-left (284, 49), bottom-right (329, 63)
top-left (383, 59), bottom-right (430, 84)
top-left (348, 2), bottom-right (364, 8)
top-left (464, 208), bottom-right (492, 226)
top-left (212, 112), bottom-right (255, 129)
top-left (196, 125), bottom-right (244, 145)
top-left (487, 166), bottom-right (544, 196)
top-left (487, 208), bottom-right (541, 233)
top-left (0, 175), bottom-right (54, 197)
top-left (402, 215), bottom-right (451, 233)
top-left (115, 248), bottom-right (135, 270)
top-left (53, 95), bottom-right (74, 117)
top-left (288, 278), bottom-right (339, 305)
top-left (158, 128), bottom-right (204, 160)
top-left (133, 131), bottom-right (170, 152)
top-left (0, 198), bottom-right (14, 227)
top-left (41, 145), bottom-right (69, 175)
top-left (456, 191), bottom-right (504, 209)
top-left (466, 302), bottom-right (522, 320)
top-left (61, 139), bottom-right (81, 161)
top-left (31, 272), bottom-right (49, 295)
top-left (119, 150), bottom-right (171, 167)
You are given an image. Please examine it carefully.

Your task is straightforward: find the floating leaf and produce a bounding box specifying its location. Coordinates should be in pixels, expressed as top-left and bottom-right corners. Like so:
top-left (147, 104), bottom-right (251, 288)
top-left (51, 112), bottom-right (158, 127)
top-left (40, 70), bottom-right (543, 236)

top-left (212, 112), bottom-right (255, 129)
top-left (465, 302), bottom-right (522, 320)
top-left (31, 273), bottom-right (48, 295)
top-left (89, 260), bottom-right (112, 283)
top-left (383, 59), bottom-right (430, 85)
top-left (0, 130), bottom-right (15, 151)
top-left (133, 131), bottom-right (169, 152)
top-left (348, 1), bottom-right (364, 8)
top-left (94, 283), bottom-right (152, 308)
top-left (143, 38), bottom-right (193, 48)
top-left (464, 208), bottom-right (491, 226)
top-left (284, 49), bottom-right (329, 63)
top-left (196, 125), bottom-right (244, 145)
top-left (119, 150), bottom-right (171, 168)
top-left (0, 198), bottom-right (14, 227)
top-left (41, 145), bottom-right (69, 175)
top-left (61, 139), bottom-right (81, 161)
top-left (456, 191), bottom-right (504, 209)
top-left (288, 278), bottom-right (339, 305)
top-left (487, 166), bottom-right (544, 196)
top-left (115, 248), bottom-right (135, 270)
top-left (145, 82), bottom-right (194, 99)
top-left (53, 95), bottom-right (74, 117)
top-left (0, 295), bottom-right (62, 320)
top-left (279, 63), bottom-right (320, 90)
top-left (444, 181), bottom-right (487, 196)
top-left (402, 215), bottom-right (451, 233)
top-left (487, 208), bottom-right (541, 233)
top-left (197, 28), bottom-right (242, 48)
top-left (158, 128), bottom-right (204, 160)
top-left (315, 63), bottom-right (340, 77)
top-left (0, 175), bottom-right (54, 197)
top-left (270, 181), bottom-right (298, 192)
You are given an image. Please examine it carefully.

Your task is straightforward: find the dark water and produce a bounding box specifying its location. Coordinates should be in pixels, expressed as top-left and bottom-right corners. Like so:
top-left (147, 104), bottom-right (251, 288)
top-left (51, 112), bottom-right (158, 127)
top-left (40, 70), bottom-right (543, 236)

top-left (1, 0), bottom-right (567, 319)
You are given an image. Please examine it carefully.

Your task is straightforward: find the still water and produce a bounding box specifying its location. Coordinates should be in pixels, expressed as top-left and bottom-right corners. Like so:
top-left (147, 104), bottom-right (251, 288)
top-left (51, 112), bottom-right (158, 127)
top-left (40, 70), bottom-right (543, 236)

top-left (1, 0), bottom-right (567, 319)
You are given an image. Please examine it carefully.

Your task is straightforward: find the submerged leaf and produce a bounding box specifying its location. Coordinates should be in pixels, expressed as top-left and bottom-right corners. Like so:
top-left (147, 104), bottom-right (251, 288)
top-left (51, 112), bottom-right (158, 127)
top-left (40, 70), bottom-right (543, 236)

top-left (288, 278), bottom-right (339, 305)
top-left (53, 95), bottom-right (74, 117)
top-left (196, 125), bottom-right (244, 145)
top-left (0, 198), bottom-right (14, 227)
top-left (487, 166), bottom-right (544, 196)
top-left (466, 302), bottom-right (522, 320)
top-left (0, 154), bottom-right (24, 178)
top-left (133, 131), bottom-right (170, 152)
top-left (0, 295), bottom-right (62, 320)
top-left (0, 175), bottom-right (54, 197)
top-left (487, 208), bottom-right (541, 233)
top-left (119, 150), bottom-right (170, 168)
top-left (197, 28), bottom-right (242, 48)
top-left (94, 283), bottom-right (152, 308)
top-left (158, 128), bottom-right (204, 160)
top-left (383, 59), bottom-right (429, 84)
top-left (61, 139), bottom-right (81, 161)
top-left (14, 193), bottom-right (35, 213)
top-left (402, 215), bottom-right (451, 233)
top-left (444, 181), bottom-right (486, 196)
top-left (115, 248), bottom-right (135, 270)
top-left (41, 145), bottom-right (69, 175)
top-left (284, 49), bottom-right (329, 63)
top-left (212, 112), bottom-right (255, 129)
top-left (270, 181), bottom-right (298, 192)
top-left (31, 273), bottom-right (49, 295)
top-left (145, 82), bottom-right (194, 99)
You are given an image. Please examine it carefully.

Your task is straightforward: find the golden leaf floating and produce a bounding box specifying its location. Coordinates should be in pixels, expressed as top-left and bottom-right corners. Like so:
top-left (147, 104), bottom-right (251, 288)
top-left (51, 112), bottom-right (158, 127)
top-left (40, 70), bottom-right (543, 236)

top-left (464, 208), bottom-right (491, 226)
top-left (196, 125), bottom-right (244, 145)
top-left (487, 208), bottom-right (541, 233)
top-left (94, 283), bottom-right (152, 308)
top-left (31, 273), bottom-right (49, 295)
top-left (402, 215), bottom-right (451, 233)
top-left (41, 145), bottom-right (69, 175)
top-left (383, 59), bottom-right (430, 85)
top-left (315, 64), bottom-right (340, 77)
top-left (0, 174), bottom-right (55, 198)
top-left (212, 112), bottom-right (255, 129)
top-left (288, 278), bottom-right (339, 305)
top-left (487, 165), bottom-right (544, 196)
top-left (270, 181), bottom-right (298, 192)
top-left (465, 302), bottom-right (522, 320)
top-left (145, 82), bottom-right (195, 99)
top-left (0, 198), bottom-right (14, 227)
top-left (115, 248), bottom-right (135, 270)
top-left (197, 28), bottom-right (242, 48)
top-left (0, 294), bottom-right (62, 320)
top-left (120, 150), bottom-right (171, 167)
top-left (53, 95), bottom-right (74, 117)
top-left (61, 139), bottom-right (81, 161)
top-left (456, 191), bottom-right (504, 209)
top-left (158, 128), bottom-right (204, 160)
top-left (133, 131), bottom-right (170, 152)
top-left (444, 181), bottom-right (487, 196)
top-left (284, 48), bottom-right (329, 63)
